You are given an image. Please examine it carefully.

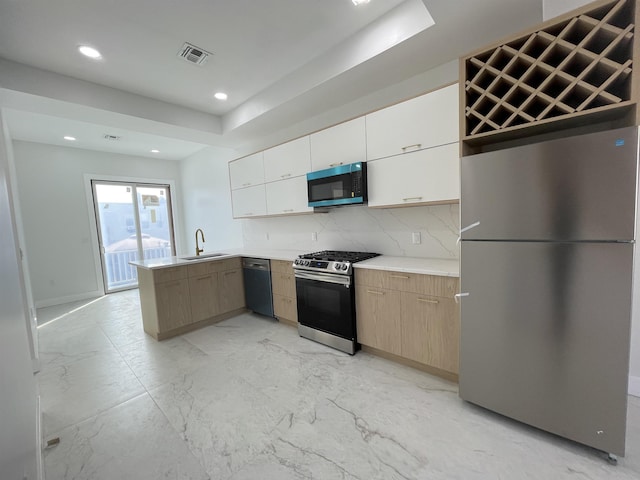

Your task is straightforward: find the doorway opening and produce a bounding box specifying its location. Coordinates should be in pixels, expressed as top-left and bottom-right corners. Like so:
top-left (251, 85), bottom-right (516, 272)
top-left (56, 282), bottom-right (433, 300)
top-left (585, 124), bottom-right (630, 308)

top-left (91, 181), bottom-right (176, 292)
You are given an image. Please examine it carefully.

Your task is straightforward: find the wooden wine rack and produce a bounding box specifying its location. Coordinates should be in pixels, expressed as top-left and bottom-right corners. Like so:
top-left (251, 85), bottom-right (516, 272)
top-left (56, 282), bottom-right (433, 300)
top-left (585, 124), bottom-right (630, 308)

top-left (461, 0), bottom-right (639, 154)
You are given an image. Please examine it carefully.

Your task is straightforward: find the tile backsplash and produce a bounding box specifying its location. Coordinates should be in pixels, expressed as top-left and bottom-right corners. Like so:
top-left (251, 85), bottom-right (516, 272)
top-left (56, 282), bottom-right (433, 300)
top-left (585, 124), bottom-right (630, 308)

top-left (242, 204), bottom-right (459, 258)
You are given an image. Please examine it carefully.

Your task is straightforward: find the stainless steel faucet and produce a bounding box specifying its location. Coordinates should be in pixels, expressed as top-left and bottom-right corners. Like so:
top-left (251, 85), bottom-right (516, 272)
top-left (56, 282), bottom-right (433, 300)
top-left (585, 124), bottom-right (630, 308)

top-left (195, 228), bottom-right (205, 256)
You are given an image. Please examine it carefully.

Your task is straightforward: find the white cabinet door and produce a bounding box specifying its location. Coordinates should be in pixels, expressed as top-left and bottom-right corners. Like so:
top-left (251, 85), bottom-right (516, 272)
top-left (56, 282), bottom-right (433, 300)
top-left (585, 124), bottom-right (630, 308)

top-left (231, 184), bottom-right (267, 218)
top-left (367, 143), bottom-right (460, 208)
top-left (265, 176), bottom-right (313, 215)
top-left (366, 83), bottom-right (459, 161)
top-left (310, 117), bottom-right (366, 171)
top-left (264, 137), bottom-right (312, 183)
top-left (229, 152), bottom-right (264, 190)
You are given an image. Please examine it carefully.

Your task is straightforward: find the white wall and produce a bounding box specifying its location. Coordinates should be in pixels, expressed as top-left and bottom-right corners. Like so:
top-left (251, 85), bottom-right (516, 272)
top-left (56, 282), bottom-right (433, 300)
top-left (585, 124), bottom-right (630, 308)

top-left (242, 204), bottom-right (459, 259)
top-left (179, 146), bottom-right (243, 254)
top-left (0, 114), bottom-right (39, 479)
top-left (542, 0), bottom-right (591, 20)
top-left (12, 141), bottom-right (182, 306)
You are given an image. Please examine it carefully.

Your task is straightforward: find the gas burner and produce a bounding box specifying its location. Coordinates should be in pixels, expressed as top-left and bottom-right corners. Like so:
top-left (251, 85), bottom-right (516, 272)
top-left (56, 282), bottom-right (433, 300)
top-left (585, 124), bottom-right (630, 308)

top-left (298, 250), bottom-right (380, 263)
top-left (293, 250), bottom-right (380, 275)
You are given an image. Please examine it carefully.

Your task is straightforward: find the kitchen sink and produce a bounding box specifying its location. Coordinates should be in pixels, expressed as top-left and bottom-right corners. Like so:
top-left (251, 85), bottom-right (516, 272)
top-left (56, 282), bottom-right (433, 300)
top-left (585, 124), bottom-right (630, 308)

top-left (180, 253), bottom-right (227, 261)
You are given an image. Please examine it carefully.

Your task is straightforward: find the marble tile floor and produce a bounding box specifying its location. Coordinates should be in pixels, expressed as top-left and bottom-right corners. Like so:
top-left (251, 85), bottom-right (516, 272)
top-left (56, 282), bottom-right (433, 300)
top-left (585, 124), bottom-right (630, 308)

top-left (37, 290), bottom-right (640, 480)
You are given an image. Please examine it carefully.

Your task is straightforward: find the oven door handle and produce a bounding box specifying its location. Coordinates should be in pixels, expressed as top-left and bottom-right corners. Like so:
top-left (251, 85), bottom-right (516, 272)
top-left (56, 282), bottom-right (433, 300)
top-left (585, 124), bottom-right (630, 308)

top-left (294, 270), bottom-right (351, 286)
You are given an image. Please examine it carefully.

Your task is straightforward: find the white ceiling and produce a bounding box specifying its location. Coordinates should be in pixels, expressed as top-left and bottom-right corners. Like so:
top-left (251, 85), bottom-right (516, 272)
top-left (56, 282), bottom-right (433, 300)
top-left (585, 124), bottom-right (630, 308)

top-left (0, 0), bottom-right (545, 160)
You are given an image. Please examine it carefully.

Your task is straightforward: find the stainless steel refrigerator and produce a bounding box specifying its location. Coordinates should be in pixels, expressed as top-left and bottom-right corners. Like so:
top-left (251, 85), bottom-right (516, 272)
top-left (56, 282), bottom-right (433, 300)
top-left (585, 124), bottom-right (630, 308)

top-left (459, 126), bottom-right (638, 458)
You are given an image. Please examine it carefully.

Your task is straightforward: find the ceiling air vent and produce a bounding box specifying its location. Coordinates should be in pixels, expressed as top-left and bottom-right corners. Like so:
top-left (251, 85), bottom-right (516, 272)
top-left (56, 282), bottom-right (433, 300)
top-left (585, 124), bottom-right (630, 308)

top-left (103, 134), bottom-right (121, 141)
top-left (178, 42), bottom-right (211, 66)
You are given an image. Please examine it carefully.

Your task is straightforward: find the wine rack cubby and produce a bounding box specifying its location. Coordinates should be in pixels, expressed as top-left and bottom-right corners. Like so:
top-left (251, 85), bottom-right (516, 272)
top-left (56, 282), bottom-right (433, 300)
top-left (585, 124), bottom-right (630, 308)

top-left (461, 0), bottom-right (639, 154)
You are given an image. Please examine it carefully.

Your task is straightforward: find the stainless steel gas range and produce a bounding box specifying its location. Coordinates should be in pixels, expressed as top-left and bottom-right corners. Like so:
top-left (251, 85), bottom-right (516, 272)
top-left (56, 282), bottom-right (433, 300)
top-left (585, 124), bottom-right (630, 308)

top-left (293, 250), bottom-right (380, 354)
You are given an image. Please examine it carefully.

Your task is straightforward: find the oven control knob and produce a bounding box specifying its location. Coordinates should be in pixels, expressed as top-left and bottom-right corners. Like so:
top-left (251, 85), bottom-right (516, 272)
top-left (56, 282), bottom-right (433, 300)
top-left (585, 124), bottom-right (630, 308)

top-left (334, 263), bottom-right (342, 270)
top-left (294, 259), bottom-right (299, 265)
top-left (342, 264), bottom-right (349, 271)
top-left (304, 260), bottom-right (310, 266)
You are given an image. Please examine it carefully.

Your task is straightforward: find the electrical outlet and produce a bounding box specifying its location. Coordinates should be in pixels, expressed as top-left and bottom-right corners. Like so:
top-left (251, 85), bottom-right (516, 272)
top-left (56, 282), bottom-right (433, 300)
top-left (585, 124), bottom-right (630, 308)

top-left (311, 232), bottom-right (317, 241)
top-left (412, 232), bottom-right (421, 244)
top-left (265, 233), bottom-right (269, 240)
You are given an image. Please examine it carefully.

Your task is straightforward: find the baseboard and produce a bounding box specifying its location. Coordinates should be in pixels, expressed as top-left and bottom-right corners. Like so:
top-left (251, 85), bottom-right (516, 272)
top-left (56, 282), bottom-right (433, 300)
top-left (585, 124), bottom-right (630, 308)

top-left (629, 375), bottom-right (640, 398)
top-left (36, 394), bottom-right (44, 480)
top-left (35, 290), bottom-right (102, 309)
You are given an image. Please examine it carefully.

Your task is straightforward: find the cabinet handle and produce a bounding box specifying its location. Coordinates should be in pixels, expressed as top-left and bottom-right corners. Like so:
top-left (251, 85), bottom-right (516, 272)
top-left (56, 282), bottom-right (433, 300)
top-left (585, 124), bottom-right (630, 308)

top-left (164, 281), bottom-right (181, 287)
top-left (283, 209), bottom-right (294, 212)
top-left (454, 292), bottom-right (469, 304)
top-left (367, 290), bottom-right (385, 295)
top-left (243, 212), bottom-right (253, 216)
top-left (402, 196), bottom-right (423, 203)
top-left (281, 173), bottom-right (292, 178)
top-left (223, 271), bottom-right (237, 276)
top-left (401, 143), bottom-right (422, 152)
top-left (390, 274), bottom-right (410, 279)
top-left (196, 275), bottom-right (212, 281)
top-left (242, 182), bottom-right (251, 187)
top-left (329, 162), bottom-right (344, 167)
top-left (418, 298), bottom-right (439, 304)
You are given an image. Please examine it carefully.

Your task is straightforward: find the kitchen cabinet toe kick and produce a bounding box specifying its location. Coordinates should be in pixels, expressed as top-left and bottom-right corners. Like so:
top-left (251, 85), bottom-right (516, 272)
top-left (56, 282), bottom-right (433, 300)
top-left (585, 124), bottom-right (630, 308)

top-left (146, 307), bottom-right (247, 341)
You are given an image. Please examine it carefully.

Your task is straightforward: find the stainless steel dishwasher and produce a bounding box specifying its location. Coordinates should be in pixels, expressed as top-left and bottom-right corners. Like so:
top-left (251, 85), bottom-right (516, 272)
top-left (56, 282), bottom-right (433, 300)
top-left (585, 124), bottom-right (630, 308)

top-left (242, 258), bottom-right (274, 317)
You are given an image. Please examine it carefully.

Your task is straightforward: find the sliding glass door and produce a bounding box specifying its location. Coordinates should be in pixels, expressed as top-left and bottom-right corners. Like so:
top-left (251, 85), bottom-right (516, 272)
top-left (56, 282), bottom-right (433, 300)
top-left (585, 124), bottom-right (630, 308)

top-left (92, 181), bottom-right (175, 292)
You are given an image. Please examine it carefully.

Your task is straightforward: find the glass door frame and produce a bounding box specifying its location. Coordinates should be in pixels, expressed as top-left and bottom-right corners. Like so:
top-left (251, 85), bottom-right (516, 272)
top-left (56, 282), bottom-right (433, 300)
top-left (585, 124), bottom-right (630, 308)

top-left (91, 179), bottom-right (177, 293)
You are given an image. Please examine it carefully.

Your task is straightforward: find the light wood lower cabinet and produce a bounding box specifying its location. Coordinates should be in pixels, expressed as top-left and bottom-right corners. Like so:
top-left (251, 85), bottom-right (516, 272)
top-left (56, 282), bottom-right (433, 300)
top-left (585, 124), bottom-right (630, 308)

top-left (355, 285), bottom-right (402, 356)
top-left (271, 259), bottom-right (297, 325)
top-left (218, 267), bottom-right (245, 313)
top-left (355, 268), bottom-right (460, 379)
top-left (137, 257), bottom-right (246, 340)
top-left (189, 273), bottom-right (219, 322)
top-left (156, 278), bottom-right (191, 330)
top-left (400, 292), bottom-right (459, 374)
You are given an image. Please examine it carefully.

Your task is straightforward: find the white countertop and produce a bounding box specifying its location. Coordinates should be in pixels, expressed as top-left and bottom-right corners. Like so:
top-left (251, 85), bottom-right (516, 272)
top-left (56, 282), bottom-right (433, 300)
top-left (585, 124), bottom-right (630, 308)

top-left (131, 248), bottom-right (459, 277)
top-left (354, 256), bottom-right (459, 277)
top-left (130, 248), bottom-right (307, 270)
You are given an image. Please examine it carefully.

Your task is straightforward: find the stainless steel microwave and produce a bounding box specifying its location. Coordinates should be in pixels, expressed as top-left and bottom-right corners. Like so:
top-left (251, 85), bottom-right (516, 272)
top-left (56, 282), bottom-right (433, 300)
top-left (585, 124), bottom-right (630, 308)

top-left (307, 162), bottom-right (367, 208)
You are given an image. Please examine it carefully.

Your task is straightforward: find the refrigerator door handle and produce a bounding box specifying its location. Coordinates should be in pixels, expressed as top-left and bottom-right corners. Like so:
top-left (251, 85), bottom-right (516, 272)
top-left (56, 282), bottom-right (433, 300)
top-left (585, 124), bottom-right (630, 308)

top-left (454, 292), bottom-right (469, 303)
top-left (458, 221), bottom-right (481, 244)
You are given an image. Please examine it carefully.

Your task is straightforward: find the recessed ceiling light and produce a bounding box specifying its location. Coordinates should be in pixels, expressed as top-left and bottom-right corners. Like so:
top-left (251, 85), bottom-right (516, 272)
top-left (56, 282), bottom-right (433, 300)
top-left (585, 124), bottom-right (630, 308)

top-left (150, 149), bottom-right (160, 153)
top-left (214, 92), bottom-right (228, 101)
top-left (63, 136), bottom-right (76, 141)
top-left (352, 0), bottom-right (371, 5)
top-left (78, 45), bottom-right (102, 59)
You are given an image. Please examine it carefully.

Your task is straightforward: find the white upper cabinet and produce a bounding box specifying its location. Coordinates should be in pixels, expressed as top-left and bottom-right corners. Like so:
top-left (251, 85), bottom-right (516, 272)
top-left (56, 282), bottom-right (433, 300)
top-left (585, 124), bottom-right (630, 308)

top-left (366, 83), bottom-right (459, 161)
top-left (309, 117), bottom-right (366, 172)
top-left (265, 176), bottom-right (313, 216)
top-left (231, 184), bottom-right (267, 218)
top-left (263, 137), bottom-right (312, 183)
top-left (367, 142), bottom-right (460, 208)
top-left (229, 152), bottom-right (264, 190)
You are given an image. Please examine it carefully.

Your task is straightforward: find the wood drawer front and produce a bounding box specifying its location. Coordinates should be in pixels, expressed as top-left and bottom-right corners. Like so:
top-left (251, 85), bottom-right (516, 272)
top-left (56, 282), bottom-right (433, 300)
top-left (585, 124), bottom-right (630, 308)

top-left (400, 292), bottom-right (459, 374)
top-left (273, 294), bottom-right (297, 322)
top-left (414, 275), bottom-right (459, 298)
top-left (187, 257), bottom-right (242, 277)
top-left (216, 257), bottom-right (242, 272)
top-left (356, 268), bottom-right (459, 298)
top-left (272, 271), bottom-right (296, 298)
top-left (154, 266), bottom-right (188, 283)
top-left (356, 269), bottom-right (416, 291)
top-left (271, 259), bottom-right (294, 274)
top-left (187, 261), bottom-right (218, 277)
